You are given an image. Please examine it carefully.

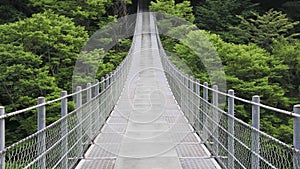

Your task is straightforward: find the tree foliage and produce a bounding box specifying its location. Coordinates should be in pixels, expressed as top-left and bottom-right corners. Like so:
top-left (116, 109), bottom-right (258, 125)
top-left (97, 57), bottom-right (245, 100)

top-left (0, 0), bottom-right (299, 146)
top-left (194, 0), bottom-right (257, 41)
top-left (150, 0), bottom-right (195, 23)
top-left (29, 0), bottom-right (112, 32)
top-left (0, 3), bottom-right (133, 145)
top-left (0, 11), bottom-right (89, 90)
top-left (0, 0), bottom-right (34, 24)
top-left (230, 9), bottom-right (299, 49)
top-left (162, 29), bottom-right (294, 142)
top-left (0, 44), bottom-right (63, 144)
top-left (271, 38), bottom-right (300, 102)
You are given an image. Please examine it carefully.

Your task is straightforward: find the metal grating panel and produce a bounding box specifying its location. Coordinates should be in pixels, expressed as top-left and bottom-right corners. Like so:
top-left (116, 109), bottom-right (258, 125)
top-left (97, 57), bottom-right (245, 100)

top-left (165, 116), bottom-right (187, 123)
top-left (180, 158), bottom-right (217, 169)
top-left (107, 117), bottom-right (128, 124)
top-left (169, 124), bottom-right (193, 133)
top-left (78, 159), bottom-right (115, 169)
top-left (163, 110), bottom-right (183, 116)
top-left (172, 132), bottom-right (199, 143)
top-left (101, 124), bottom-right (127, 133)
top-left (94, 133), bottom-right (124, 143)
top-left (110, 110), bottom-right (130, 118)
top-left (176, 144), bottom-right (207, 157)
top-left (85, 144), bottom-right (120, 158)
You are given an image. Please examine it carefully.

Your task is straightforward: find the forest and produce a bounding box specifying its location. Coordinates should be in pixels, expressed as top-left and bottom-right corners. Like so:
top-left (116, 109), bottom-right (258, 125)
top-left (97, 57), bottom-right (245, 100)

top-left (0, 0), bottom-right (299, 145)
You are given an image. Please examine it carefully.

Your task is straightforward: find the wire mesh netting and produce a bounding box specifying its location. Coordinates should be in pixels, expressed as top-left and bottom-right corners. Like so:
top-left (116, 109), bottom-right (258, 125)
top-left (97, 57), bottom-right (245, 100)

top-left (159, 38), bottom-right (300, 169)
top-left (1, 39), bottom-right (132, 169)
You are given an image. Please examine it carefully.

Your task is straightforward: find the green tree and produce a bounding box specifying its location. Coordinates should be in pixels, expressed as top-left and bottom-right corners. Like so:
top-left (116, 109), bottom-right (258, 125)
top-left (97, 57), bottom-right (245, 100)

top-left (194, 0), bottom-right (257, 41)
top-left (161, 29), bottom-right (292, 142)
top-left (0, 0), bottom-right (35, 24)
top-left (150, 0), bottom-right (195, 23)
top-left (231, 9), bottom-right (299, 49)
top-left (271, 38), bottom-right (300, 106)
top-left (0, 11), bottom-right (89, 91)
top-left (0, 44), bottom-right (61, 144)
top-left (29, 0), bottom-right (112, 32)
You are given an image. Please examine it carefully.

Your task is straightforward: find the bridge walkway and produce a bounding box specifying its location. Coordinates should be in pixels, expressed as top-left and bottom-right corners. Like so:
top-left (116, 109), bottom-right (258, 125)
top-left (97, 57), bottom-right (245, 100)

top-left (75, 12), bottom-right (221, 169)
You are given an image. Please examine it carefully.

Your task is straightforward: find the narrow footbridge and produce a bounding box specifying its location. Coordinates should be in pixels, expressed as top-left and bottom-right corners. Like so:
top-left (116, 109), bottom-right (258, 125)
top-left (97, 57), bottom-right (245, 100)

top-left (1, 6), bottom-right (300, 169)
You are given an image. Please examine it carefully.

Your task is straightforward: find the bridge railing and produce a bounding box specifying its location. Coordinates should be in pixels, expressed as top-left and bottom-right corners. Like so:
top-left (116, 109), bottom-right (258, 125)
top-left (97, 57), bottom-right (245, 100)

top-left (0, 56), bottom-right (131, 169)
top-left (0, 11), bottom-right (144, 169)
top-left (155, 22), bottom-right (300, 169)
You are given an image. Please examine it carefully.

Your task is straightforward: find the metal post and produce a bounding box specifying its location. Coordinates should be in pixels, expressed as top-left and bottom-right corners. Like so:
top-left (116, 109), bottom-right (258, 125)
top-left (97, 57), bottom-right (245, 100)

top-left (106, 74), bottom-right (110, 88)
top-left (195, 80), bottom-right (200, 133)
top-left (76, 86), bottom-right (83, 156)
top-left (212, 85), bottom-right (219, 157)
top-left (188, 77), bottom-right (193, 122)
top-left (61, 91), bottom-right (68, 169)
top-left (94, 80), bottom-right (99, 97)
top-left (203, 82), bottom-right (208, 101)
top-left (293, 105), bottom-right (300, 169)
top-left (111, 72), bottom-right (116, 103)
top-left (203, 82), bottom-right (209, 139)
top-left (190, 77), bottom-right (195, 124)
top-left (0, 107), bottom-right (5, 169)
top-left (101, 77), bottom-right (105, 92)
top-left (86, 83), bottom-right (93, 140)
top-left (105, 74), bottom-right (110, 117)
top-left (109, 72), bottom-right (113, 85)
top-left (94, 80), bottom-right (100, 132)
top-left (184, 75), bottom-right (188, 114)
top-left (109, 73), bottom-right (113, 110)
top-left (111, 72), bottom-right (114, 83)
top-left (251, 95), bottom-right (260, 169)
top-left (228, 90), bottom-right (235, 169)
top-left (87, 83), bottom-right (92, 102)
top-left (37, 97), bottom-right (46, 169)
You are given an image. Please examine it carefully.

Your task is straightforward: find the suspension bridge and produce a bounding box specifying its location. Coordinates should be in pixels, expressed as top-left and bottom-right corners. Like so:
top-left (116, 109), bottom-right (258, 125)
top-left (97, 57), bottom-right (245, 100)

top-left (1, 2), bottom-right (300, 169)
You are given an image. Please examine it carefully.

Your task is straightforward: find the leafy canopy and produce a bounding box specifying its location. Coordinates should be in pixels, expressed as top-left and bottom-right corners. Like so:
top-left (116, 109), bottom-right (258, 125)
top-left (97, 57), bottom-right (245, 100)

top-left (230, 9), bottom-right (299, 48)
top-left (150, 0), bottom-right (195, 23)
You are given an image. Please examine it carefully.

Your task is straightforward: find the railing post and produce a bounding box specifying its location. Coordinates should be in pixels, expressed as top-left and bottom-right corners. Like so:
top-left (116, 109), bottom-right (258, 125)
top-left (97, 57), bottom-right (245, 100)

top-left (188, 77), bottom-right (193, 122)
top-left (76, 86), bottom-right (83, 157)
top-left (110, 72), bottom-right (114, 83)
top-left (101, 77), bottom-right (105, 92)
top-left (108, 73), bottom-right (113, 111)
top-left (37, 97), bottom-right (46, 169)
top-left (106, 74), bottom-right (110, 88)
top-left (293, 105), bottom-right (300, 169)
top-left (203, 82), bottom-right (209, 139)
top-left (61, 91), bottom-right (68, 169)
top-left (195, 80), bottom-right (200, 133)
top-left (183, 75), bottom-right (188, 114)
top-left (228, 90), bottom-right (235, 169)
top-left (203, 82), bottom-right (208, 101)
top-left (251, 95), bottom-right (260, 169)
top-left (105, 74), bottom-right (110, 117)
top-left (212, 85), bottom-right (219, 157)
top-left (111, 72), bottom-right (116, 103)
top-left (86, 83), bottom-right (93, 140)
top-left (94, 80), bottom-right (99, 97)
top-left (0, 107), bottom-right (5, 169)
top-left (87, 83), bottom-right (92, 102)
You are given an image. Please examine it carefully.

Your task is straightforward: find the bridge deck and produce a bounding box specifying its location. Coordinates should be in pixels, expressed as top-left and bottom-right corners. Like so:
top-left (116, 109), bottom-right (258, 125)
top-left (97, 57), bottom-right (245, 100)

top-left (76, 12), bottom-right (220, 169)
